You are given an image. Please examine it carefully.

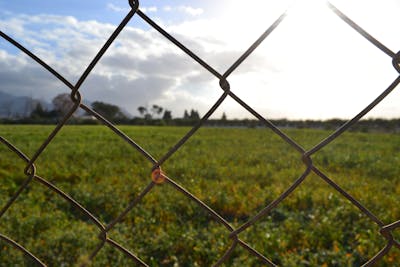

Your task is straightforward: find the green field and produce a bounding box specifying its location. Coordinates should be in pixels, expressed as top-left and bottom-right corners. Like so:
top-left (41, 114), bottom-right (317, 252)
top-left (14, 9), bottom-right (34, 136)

top-left (0, 125), bottom-right (399, 266)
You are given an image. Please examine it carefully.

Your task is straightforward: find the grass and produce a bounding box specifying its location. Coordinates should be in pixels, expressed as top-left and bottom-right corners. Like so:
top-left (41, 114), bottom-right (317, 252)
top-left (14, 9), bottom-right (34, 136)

top-left (0, 125), bottom-right (399, 266)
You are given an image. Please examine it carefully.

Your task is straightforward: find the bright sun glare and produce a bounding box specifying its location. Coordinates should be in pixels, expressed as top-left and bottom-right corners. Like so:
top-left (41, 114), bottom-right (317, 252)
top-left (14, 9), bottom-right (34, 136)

top-left (217, 0), bottom-right (333, 55)
top-left (215, 0), bottom-right (397, 120)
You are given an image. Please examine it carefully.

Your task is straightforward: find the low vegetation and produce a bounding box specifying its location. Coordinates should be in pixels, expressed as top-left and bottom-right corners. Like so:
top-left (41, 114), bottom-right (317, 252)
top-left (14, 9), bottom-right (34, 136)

top-left (0, 125), bottom-right (399, 266)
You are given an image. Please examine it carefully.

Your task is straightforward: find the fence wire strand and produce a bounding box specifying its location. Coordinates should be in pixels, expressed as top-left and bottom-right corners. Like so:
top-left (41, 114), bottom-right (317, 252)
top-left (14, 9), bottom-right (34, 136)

top-left (1, 1), bottom-right (400, 266)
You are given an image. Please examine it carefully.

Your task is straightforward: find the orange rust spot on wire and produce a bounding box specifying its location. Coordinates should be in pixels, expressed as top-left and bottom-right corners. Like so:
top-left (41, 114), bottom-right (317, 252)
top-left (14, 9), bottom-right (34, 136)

top-left (151, 168), bottom-right (166, 184)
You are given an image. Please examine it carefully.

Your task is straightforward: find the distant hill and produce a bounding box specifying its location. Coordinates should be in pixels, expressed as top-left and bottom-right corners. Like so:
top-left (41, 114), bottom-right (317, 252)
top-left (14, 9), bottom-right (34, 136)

top-left (0, 91), bottom-right (132, 119)
top-left (0, 91), bottom-right (52, 118)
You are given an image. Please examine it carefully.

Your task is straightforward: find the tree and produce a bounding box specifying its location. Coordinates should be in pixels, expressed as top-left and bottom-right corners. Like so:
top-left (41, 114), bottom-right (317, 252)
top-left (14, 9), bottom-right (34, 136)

top-left (30, 103), bottom-right (46, 118)
top-left (138, 106), bottom-right (147, 117)
top-left (221, 112), bottom-right (227, 121)
top-left (189, 109), bottom-right (200, 120)
top-left (52, 93), bottom-right (74, 116)
top-left (30, 102), bottom-right (58, 119)
top-left (183, 110), bottom-right (190, 119)
top-left (151, 105), bottom-right (163, 118)
top-left (92, 101), bottom-right (125, 120)
top-left (162, 110), bottom-right (172, 120)
top-left (138, 104), bottom-right (166, 120)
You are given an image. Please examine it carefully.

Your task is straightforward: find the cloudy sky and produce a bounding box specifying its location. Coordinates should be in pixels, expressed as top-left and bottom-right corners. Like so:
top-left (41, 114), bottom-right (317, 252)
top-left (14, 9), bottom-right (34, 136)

top-left (1, 0), bottom-right (400, 119)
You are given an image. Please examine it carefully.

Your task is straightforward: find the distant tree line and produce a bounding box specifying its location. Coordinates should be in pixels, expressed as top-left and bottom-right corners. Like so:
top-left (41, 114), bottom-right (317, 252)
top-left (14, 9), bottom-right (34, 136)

top-left (133, 106), bottom-right (201, 126)
top-left (0, 93), bottom-right (204, 126)
top-left (204, 118), bottom-right (400, 133)
top-left (2, 93), bottom-right (400, 132)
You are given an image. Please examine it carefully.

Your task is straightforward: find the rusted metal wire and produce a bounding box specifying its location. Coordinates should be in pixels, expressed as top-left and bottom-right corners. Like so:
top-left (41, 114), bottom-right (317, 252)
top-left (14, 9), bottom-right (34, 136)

top-left (0, 1), bottom-right (399, 266)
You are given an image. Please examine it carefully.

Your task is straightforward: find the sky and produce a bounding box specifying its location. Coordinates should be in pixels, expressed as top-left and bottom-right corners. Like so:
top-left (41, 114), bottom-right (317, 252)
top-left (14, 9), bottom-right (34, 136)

top-left (1, 0), bottom-right (400, 120)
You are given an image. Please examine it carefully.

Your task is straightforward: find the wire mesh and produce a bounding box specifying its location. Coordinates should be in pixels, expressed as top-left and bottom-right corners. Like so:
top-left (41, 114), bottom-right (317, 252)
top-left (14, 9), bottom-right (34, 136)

top-left (1, 1), bottom-right (400, 266)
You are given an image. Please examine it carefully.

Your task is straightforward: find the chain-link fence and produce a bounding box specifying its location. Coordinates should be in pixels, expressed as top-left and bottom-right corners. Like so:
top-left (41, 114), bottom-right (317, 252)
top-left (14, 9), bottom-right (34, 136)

top-left (1, 0), bottom-right (400, 266)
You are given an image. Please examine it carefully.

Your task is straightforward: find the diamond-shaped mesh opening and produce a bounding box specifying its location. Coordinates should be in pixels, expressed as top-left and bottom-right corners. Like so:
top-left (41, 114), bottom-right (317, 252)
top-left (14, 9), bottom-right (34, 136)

top-left (165, 124), bottom-right (304, 223)
top-left (79, 13), bottom-right (222, 127)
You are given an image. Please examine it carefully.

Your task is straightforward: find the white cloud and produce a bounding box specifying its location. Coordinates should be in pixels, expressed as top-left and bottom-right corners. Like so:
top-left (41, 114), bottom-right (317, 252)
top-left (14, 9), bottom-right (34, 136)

top-left (141, 6), bottom-right (158, 13)
top-left (163, 6), bottom-right (172, 12)
top-left (163, 5), bottom-right (204, 16)
top-left (107, 3), bottom-right (130, 13)
top-left (178, 6), bottom-right (204, 16)
top-left (0, 12), bottom-right (219, 118)
top-left (107, 3), bottom-right (157, 14)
